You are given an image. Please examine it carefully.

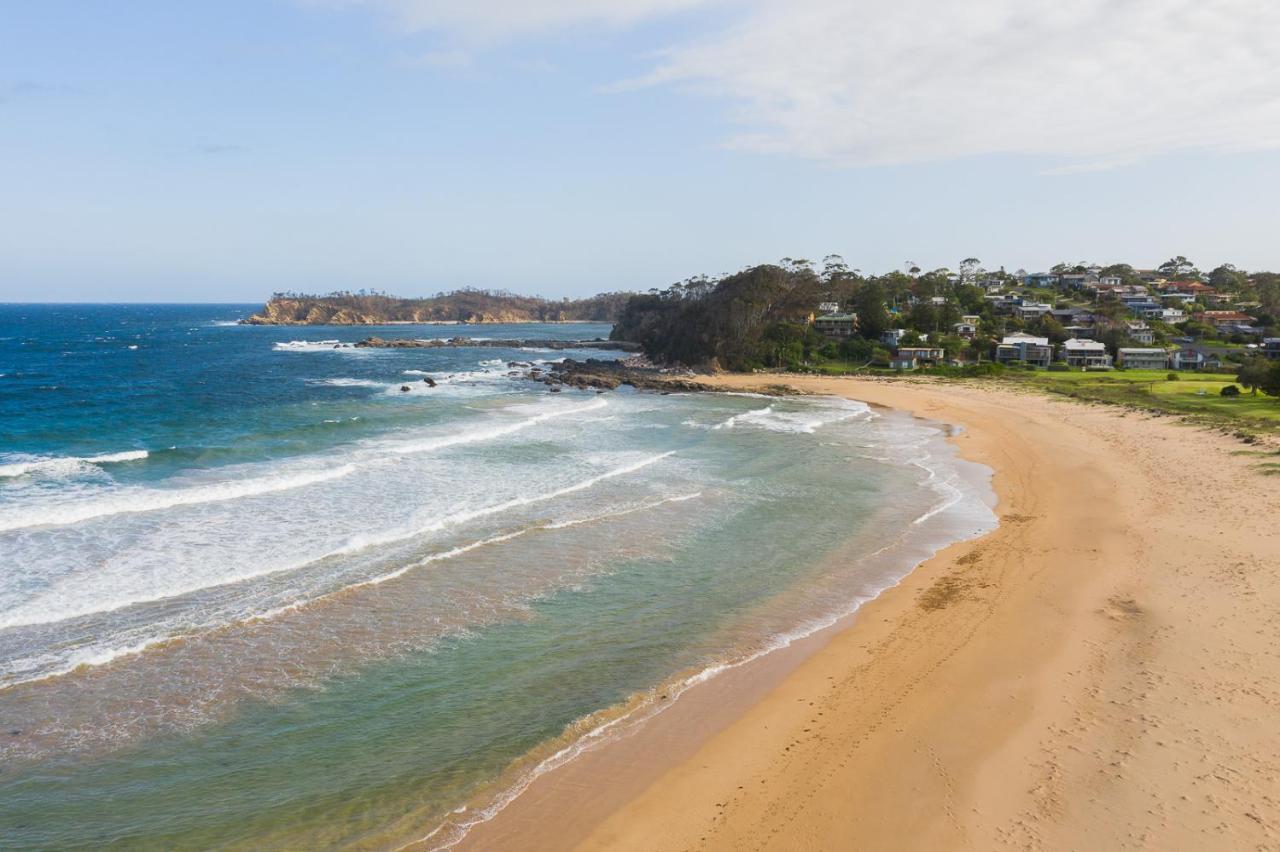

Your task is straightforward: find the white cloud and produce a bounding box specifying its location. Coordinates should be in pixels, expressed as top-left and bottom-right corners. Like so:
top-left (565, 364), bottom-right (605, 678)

top-left (321, 0), bottom-right (1280, 167)
top-left (632, 0), bottom-right (1280, 167)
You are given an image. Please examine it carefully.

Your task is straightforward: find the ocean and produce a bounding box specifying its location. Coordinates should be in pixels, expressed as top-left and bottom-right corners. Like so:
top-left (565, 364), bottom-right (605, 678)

top-left (0, 304), bottom-right (995, 849)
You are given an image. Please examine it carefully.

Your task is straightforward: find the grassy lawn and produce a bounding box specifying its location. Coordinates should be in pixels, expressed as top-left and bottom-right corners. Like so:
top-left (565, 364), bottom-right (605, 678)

top-left (1007, 369), bottom-right (1280, 430)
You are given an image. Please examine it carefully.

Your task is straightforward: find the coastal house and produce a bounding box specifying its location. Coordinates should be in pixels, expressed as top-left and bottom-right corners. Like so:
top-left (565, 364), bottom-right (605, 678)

top-left (1023, 272), bottom-right (1059, 288)
top-left (1099, 275), bottom-right (1123, 287)
top-left (953, 321), bottom-right (978, 339)
top-left (896, 346), bottom-right (945, 366)
top-left (1125, 320), bottom-right (1155, 344)
top-left (1060, 338), bottom-right (1112, 368)
top-left (1263, 338), bottom-right (1280, 360)
top-left (1117, 348), bottom-right (1170, 370)
top-left (995, 333), bottom-right (1053, 367)
top-left (1160, 308), bottom-right (1187, 325)
top-left (1015, 302), bottom-right (1053, 320)
top-left (818, 301), bottom-right (840, 314)
top-left (1170, 348), bottom-right (1205, 370)
top-left (880, 328), bottom-right (908, 347)
top-left (813, 312), bottom-right (858, 338)
top-left (1194, 311), bottom-right (1256, 335)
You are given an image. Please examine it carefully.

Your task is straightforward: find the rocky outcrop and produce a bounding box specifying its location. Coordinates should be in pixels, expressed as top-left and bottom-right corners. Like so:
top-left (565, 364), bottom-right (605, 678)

top-left (353, 337), bottom-right (643, 352)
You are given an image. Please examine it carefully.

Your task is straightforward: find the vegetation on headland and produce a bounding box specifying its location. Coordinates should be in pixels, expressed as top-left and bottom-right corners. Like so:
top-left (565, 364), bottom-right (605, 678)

top-left (244, 288), bottom-right (633, 325)
top-left (607, 255), bottom-right (1280, 434)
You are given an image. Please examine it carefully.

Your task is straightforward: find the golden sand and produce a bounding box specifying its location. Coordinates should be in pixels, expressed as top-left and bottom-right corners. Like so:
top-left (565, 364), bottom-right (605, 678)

top-left (450, 376), bottom-right (1280, 851)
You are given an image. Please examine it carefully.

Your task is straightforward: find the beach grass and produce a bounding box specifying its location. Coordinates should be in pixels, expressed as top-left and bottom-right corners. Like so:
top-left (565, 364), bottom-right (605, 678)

top-left (1005, 369), bottom-right (1280, 429)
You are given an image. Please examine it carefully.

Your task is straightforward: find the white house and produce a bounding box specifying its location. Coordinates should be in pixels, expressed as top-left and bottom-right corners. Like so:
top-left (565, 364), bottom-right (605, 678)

top-left (996, 333), bottom-right (1053, 367)
top-left (1125, 320), bottom-right (1155, 344)
top-left (1060, 338), bottom-right (1112, 368)
top-left (880, 328), bottom-right (908, 347)
top-left (1117, 348), bottom-right (1170, 370)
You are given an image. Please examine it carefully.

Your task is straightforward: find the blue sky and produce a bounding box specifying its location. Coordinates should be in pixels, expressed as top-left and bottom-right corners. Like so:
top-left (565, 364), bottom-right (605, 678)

top-left (2, 0), bottom-right (1278, 302)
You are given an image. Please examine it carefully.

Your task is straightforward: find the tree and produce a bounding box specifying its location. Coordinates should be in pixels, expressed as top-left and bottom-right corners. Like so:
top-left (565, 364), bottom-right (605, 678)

top-left (1238, 357), bottom-right (1274, 396)
top-left (959, 257), bottom-right (982, 283)
top-left (854, 281), bottom-right (891, 341)
top-left (1262, 360), bottom-right (1280, 399)
top-left (1158, 256), bottom-right (1199, 280)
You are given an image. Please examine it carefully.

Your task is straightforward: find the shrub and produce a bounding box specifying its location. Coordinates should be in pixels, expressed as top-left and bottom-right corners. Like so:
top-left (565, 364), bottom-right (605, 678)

top-left (1047, 364), bottom-right (1070, 372)
top-left (1166, 372), bottom-right (1179, 381)
top-left (1220, 384), bottom-right (1241, 397)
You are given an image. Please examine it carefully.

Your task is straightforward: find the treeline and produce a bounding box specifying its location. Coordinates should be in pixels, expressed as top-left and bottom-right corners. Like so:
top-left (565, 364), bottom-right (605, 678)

top-left (609, 264), bottom-right (828, 369)
top-left (609, 254), bottom-right (1280, 369)
top-left (246, 288), bottom-right (634, 325)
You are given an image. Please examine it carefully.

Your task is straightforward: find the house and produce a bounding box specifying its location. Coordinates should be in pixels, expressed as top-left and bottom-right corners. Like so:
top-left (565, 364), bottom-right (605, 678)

top-left (953, 321), bottom-right (978, 339)
top-left (1263, 339), bottom-right (1280, 360)
top-left (1124, 320), bottom-right (1155, 344)
top-left (1099, 275), bottom-right (1123, 287)
top-left (1015, 302), bottom-right (1053, 320)
top-left (1165, 281), bottom-right (1217, 298)
top-left (1117, 348), bottom-right (1170, 370)
top-left (1060, 273), bottom-right (1094, 289)
top-left (813, 312), bottom-right (858, 338)
top-left (1159, 291), bottom-right (1197, 305)
top-left (818, 301), bottom-right (840, 314)
top-left (1023, 272), bottom-right (1059, 288)
top-left (1060, 338), bottom-right (1112, 368)
top-left (1195, 311), bottom-right (1254, 333)
top-left (1063, 325), bottom-right (1096, 339)
top-left (896, 346), bottom-right (945, 366)
top-left (1159, 308), bottom-right (1187, 325)
top-left (995, 333), bottom-right (1053, 367)
top-left (1170, 348), bottom-right (1205, 370)
top-left (880, 328), bottom-right (908, 347)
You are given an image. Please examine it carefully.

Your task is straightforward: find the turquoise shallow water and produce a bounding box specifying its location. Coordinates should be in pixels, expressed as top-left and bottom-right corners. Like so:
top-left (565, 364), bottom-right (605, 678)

top-left (0, 306), bottom-right (993, 849)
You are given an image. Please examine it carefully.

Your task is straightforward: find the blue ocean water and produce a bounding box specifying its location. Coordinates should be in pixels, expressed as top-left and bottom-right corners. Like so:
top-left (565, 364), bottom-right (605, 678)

top-left (0, 304), bottom-right (993, 849)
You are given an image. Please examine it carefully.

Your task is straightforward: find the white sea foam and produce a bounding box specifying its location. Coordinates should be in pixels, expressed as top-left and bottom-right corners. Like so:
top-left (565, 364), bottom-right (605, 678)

top-left (0, 464), bottom-right (356, 535)
top-left (382, 397), bottom-right (607, 455)
top-left (273, 340), bottom-right (357, 351)
top-left (0, 450), bottom-right (149, 479)
top-left (333, 450), bottom-right (672, 557)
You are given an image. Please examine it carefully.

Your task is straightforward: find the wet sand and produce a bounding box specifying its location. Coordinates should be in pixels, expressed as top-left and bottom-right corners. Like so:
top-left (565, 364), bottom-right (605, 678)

top-left (449, 376), bottom-right (1280, 851)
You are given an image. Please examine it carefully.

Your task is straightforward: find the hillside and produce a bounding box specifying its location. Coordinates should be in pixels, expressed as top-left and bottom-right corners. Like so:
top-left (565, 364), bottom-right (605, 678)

top-left (242, 289), bottom-right (633, 325)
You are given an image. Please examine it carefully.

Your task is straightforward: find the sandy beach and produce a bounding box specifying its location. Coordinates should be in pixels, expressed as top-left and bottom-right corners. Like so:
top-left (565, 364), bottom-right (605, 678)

top-left (453, 375), bottom-right (1280, 851)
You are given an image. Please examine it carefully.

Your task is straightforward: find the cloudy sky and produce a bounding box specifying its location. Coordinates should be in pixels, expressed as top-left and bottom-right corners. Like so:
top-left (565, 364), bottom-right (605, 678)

top-left (2, 0), bottom-right (1278, 300)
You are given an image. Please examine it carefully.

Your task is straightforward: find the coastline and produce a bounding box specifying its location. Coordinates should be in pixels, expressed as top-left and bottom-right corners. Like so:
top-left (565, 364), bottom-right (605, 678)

top-left (436, 375), bottom-right (1280, 850)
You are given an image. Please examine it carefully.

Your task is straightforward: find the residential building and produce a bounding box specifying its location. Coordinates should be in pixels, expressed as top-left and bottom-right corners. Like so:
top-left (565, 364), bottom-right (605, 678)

top-left (1263, 339), bottom-right (1280, 360)
top-left (818, 301), bottom-right (840, 314)
top-left (1170, 348), bottom-right (1205, 370)
top-left (1117, 348), bottom-right (1169, 370)
top-left (995, 333), bottom-right (1053, 367)
top-left (1195, 311), bottom-right (1255, 333)
top-left (1016, 302), bottom-right (1053, 320)
top-left (880, 328), bottom-right (907, 347)
top-left (1060, 338), bottom-right (1112, 368)
top-left (1023, 272), bottom-right (1059, 288)
top-left (1099, 275), bottom-right (1122, 287)
top-left (896, 346), bottom-right (945, 366)
top-left (813, 313), bottom-right (857, 338)
top-left (1125, 321), bottom-right (1155, 344)
top-left (953, 321), bottom-right (978, 339)
top-left (1160, 308), bottom-right (1187, 325)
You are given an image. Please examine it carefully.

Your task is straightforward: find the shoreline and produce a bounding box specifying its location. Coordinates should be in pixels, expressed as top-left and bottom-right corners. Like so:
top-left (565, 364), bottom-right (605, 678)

top-left (408, 399), bottom-right (995, 851)
top-left (430, 375), bottom-right (1279, 850)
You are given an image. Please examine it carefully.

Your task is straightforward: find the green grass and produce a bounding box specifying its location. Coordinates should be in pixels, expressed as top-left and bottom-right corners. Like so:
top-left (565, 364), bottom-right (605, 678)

top-left (1002, 369), bottom-right (1280, 431)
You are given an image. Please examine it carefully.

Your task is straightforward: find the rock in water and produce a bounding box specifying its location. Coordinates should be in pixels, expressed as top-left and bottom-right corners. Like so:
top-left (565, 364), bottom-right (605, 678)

top-left (400, 385), bottom-right (411, 392)
top-left (423, 377), bottom-right (437, 387)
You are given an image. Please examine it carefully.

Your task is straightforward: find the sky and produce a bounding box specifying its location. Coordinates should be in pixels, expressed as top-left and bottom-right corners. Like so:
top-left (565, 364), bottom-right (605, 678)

top-left (2, 0), bottom-right (1279, 302)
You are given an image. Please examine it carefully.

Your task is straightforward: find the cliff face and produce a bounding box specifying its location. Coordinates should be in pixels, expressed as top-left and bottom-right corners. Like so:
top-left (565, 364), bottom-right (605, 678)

top-left (242, 291), bottom-right (632, 325)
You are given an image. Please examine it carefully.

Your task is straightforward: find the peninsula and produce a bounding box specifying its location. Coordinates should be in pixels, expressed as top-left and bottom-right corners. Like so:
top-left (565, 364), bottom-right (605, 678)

top-left (242, 289), bottom-right (632, 325)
